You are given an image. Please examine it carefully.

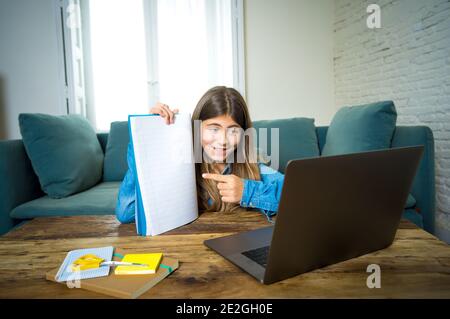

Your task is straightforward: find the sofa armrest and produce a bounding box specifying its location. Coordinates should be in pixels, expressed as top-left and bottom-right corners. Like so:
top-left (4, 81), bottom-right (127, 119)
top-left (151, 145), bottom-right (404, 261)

top-left (0, 140), bottom-right (43, 235)
top-left (317, 125), bottom-right (435, 233)
top-left (391, 126), bottom-right (435, 234)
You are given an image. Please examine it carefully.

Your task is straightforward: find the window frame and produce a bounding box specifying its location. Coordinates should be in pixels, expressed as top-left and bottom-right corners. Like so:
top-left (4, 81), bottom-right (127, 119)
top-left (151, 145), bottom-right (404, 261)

top-left (57, 0), bottom-right (246, 128)
top-left (54, 0), bottom-right (87, 117)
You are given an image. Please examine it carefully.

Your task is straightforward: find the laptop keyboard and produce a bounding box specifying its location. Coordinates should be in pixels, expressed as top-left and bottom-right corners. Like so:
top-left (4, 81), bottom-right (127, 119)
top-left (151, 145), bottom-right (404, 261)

top-left (242, 246), bottom-right (270, 268)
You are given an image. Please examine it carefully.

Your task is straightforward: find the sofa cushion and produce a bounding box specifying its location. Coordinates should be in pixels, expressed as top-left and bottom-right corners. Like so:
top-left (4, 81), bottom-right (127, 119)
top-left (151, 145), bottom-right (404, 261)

top-left (19, 113), bottom-right (104, 199)
top-left (10, 182), bottom-right (120, 219)
top-left (322, 101), bottom-right (397, 156)
top-left (103, 121), bottom-right (129, 182)
top-left (253, 117), bottom-right (319, 173)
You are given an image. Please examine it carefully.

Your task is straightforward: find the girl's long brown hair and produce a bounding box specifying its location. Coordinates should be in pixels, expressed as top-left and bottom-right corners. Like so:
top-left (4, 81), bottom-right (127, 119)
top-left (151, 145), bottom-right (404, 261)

top-left (192, 86), bottom-right (260, 212)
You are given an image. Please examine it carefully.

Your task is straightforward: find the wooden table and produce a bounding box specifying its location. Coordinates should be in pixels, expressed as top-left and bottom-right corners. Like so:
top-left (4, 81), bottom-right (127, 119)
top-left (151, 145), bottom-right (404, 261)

top-left (0, 209), bottom-right (449, 298)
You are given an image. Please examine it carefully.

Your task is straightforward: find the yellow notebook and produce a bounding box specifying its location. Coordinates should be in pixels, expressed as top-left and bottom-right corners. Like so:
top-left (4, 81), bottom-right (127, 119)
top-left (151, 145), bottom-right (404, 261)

top-left (115, 253), bottom-right (163, 275)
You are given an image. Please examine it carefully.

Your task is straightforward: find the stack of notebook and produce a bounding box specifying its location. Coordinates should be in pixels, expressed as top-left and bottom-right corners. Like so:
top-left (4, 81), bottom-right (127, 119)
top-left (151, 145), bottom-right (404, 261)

top-left (46, 248), bottom-right (178, 299)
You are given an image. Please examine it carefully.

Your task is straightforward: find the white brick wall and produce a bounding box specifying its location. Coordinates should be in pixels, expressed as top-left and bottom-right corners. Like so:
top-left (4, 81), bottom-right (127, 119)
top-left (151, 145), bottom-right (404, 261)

top-left (333, 0), bottom-right (450, 242)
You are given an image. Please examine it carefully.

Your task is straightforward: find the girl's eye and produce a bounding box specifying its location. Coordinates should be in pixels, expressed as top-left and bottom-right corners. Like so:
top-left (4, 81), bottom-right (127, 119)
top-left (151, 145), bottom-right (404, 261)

top-left (209, 127), bottom-right (219, 133)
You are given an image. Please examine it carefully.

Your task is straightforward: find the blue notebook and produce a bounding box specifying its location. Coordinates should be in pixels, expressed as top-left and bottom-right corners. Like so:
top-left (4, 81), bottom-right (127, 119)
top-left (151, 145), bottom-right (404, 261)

top-left (128, 114), bottom-right (198, 236)
top-left (55, 246), bottom-right (114, 282)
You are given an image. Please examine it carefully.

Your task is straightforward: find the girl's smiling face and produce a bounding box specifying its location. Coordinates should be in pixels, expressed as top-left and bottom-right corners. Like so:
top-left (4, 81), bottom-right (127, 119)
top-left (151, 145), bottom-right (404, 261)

top-left (201, 115), bottom-right (242, 162)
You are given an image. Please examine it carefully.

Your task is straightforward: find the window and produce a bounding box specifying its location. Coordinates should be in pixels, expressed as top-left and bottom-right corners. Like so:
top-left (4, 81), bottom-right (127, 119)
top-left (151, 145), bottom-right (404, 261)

top-left (152, 0), bottom-right (234, 112)
top-left (74, 0), bottom-right (244, 131)
top-left (87, 0), bottom-right (149, 131)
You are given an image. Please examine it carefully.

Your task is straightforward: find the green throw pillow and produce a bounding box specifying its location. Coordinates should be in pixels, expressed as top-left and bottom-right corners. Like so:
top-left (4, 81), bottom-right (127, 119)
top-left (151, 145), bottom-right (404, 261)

top-left (253, 117), bottom-right (320, 173)
top-left (19, 113), bottom-right (104, 198)
top-left (103, 121), bottom-right (129, 182)
top-left (322, 101), bottom-right (397, 156)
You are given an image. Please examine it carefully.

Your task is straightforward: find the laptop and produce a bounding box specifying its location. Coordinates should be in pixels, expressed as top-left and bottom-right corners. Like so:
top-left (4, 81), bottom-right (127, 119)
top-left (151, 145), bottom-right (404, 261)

top-left (204, 146), bottom-right (424, 284)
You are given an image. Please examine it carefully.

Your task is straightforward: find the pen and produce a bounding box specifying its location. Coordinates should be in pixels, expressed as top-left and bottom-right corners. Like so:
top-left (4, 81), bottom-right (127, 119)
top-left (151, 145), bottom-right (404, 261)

top-left (100, 261), bottom-right (149, 267)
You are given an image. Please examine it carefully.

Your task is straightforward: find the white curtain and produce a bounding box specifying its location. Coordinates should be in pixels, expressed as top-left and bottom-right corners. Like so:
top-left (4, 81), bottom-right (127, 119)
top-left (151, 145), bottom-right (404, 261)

top-left (156, 0), bottom-right (233, 112)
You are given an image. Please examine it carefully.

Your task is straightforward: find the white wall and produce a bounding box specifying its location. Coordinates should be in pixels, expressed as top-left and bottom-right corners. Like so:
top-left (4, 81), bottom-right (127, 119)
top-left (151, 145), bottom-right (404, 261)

top-left (244, 0), bottom-right (335, 126)
top-left (0, 0), bottom-right (65, 140)
top-left (333, 0), bottom-right (450, 242)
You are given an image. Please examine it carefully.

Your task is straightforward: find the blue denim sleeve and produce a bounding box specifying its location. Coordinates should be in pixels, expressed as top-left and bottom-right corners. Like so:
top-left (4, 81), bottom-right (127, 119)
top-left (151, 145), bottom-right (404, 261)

top-left (115, 142), bottom-right (136, 224)
top-left (240, 164), bottom-right (285, 221)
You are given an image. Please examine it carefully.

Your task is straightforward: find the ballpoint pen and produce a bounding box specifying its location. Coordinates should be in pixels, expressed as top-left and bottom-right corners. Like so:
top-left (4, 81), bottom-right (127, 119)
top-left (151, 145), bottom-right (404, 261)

top-left (100, 261), bottom-right (149, 267)
top-left (71, 254), bottom-right (148, 271)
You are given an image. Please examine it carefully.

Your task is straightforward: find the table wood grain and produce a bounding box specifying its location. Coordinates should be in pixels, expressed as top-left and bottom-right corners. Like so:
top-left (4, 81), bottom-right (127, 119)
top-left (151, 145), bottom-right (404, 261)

top-left (0, 209), bottom-right (449, 298)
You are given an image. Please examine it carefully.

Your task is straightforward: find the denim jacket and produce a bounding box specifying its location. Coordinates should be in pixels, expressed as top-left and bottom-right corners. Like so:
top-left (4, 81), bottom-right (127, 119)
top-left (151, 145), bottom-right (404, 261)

top-left (115, 142), bottom-right (285, 224)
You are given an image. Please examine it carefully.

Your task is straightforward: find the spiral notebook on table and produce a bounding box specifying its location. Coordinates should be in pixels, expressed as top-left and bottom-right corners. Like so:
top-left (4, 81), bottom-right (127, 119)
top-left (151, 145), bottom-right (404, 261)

top-left (54, 246), bottom-right (114, 282)
top-left (128, 114), bottom-right (198, 236)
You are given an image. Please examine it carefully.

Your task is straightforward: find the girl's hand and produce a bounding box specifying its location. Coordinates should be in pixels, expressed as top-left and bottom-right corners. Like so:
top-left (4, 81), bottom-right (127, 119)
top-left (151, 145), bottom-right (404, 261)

top-left (149, 102), bottom-right (179, 125)
top-left (202, 173), bottom-right (244, 204)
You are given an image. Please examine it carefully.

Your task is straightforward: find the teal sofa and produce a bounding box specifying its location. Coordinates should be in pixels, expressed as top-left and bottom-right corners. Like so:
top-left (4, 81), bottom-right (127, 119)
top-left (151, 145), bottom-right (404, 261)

top-left (0, 123), bottom-right (435, 236)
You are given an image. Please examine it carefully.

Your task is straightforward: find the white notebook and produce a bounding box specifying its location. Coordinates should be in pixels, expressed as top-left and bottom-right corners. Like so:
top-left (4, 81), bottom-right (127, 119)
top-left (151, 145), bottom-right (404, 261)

top-left (128, 114), bottom-right (198, 236)
top-left (55, 246), bottom-right (114, 282)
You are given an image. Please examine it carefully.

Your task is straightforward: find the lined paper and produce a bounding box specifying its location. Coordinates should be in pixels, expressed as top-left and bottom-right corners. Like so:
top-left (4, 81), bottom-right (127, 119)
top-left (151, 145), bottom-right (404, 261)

top-left (129, 114), bottom-right (198, 236)
top-left (55, 246), bottom-right (114, 282)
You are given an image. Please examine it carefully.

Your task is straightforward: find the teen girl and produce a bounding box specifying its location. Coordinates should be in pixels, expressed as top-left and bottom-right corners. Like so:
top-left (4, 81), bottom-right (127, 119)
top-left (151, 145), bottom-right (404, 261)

top-left (116, 86), bottom-right (284, 223)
